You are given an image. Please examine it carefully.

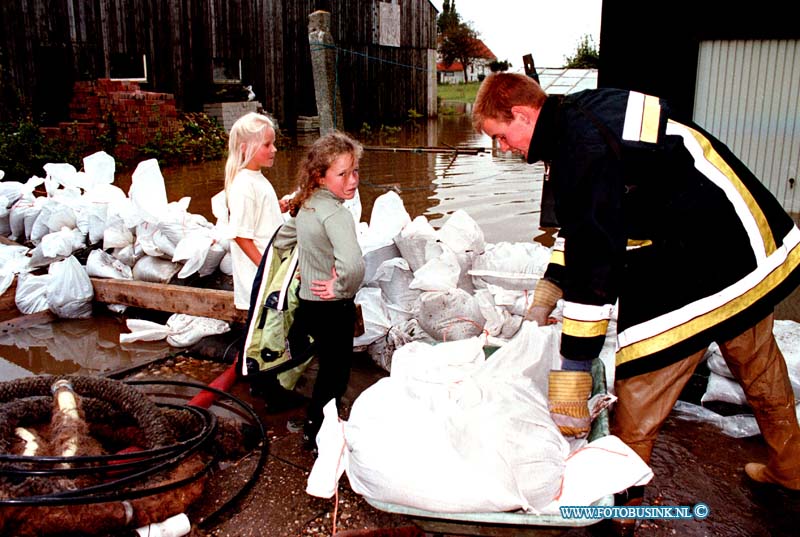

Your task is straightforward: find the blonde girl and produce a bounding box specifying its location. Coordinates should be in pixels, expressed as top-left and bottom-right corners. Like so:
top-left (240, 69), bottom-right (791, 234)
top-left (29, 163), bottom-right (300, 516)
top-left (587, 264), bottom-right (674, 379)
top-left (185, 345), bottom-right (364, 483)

top-left (274, 131), bottom-right (365, 451)
top-left (224, 112), bottom-right (284, 311)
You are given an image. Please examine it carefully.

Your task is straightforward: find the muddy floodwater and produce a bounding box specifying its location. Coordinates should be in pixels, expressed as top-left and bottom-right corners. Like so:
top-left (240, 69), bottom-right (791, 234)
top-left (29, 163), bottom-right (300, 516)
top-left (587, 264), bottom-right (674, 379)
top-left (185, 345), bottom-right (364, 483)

top-left (2, 108), bottom-right (799, 537)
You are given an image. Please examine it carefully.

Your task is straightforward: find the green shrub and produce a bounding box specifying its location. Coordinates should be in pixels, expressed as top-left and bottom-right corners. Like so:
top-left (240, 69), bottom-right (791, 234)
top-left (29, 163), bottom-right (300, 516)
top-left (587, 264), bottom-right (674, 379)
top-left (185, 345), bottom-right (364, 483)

top-left (0, 118), bottom-right (86, 182)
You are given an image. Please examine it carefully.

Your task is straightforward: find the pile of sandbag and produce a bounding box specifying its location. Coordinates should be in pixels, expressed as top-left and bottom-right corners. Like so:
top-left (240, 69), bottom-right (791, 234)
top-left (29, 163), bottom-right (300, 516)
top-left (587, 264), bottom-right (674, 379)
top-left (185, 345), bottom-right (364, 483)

top-left (353, 191), bottom-right (553, 370)
top-left (1, 152), bottom-right (233, 319)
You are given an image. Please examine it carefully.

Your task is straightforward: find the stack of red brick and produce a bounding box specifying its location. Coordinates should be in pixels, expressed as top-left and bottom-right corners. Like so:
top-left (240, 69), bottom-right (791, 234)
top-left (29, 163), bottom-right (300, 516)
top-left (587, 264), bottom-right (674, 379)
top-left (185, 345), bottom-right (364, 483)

top-left (41, 79), bottom-right (181, 162)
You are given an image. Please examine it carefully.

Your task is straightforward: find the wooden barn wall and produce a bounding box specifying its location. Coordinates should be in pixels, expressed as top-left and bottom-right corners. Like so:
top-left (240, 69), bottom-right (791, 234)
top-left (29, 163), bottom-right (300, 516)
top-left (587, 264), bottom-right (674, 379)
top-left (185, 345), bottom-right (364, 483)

top-left (280, 0), bottom-right (437, 131)
top-left (0, 0), bottom-right (435, 128)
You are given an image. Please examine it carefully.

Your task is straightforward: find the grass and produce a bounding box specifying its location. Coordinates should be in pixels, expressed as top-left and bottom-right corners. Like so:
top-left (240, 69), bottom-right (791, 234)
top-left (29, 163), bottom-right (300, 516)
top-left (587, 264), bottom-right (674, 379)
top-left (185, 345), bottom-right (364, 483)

top-left (437, 81), bottom-right (481, 103)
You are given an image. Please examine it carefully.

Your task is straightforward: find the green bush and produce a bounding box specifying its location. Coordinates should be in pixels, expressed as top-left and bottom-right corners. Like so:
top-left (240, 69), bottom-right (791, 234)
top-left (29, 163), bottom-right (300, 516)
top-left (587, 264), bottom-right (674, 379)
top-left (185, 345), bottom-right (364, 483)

top-left (140, 112), bottom-right (227, 166)
top-left (0, 112), bottom-right (228, 182)
top-left (0, 118), bottom-right (86, 182)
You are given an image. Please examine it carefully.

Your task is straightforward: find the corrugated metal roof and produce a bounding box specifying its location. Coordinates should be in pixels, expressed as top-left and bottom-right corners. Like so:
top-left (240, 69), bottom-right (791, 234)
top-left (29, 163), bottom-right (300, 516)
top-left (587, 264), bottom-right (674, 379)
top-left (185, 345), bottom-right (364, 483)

top-left (536, 67), bottom-right (598, 95)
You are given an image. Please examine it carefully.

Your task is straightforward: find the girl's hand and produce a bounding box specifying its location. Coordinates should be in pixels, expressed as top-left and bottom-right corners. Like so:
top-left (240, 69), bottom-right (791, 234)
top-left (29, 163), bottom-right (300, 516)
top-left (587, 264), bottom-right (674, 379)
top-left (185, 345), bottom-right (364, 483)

top-left (310, 266), bottom-right (338, 300)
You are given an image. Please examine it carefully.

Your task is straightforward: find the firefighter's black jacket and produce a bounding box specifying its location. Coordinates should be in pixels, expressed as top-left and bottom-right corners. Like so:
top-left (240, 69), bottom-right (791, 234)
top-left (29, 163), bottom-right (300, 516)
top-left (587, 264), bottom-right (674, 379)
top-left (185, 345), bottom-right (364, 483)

top-left (528, 89), bottom-right (800, 379)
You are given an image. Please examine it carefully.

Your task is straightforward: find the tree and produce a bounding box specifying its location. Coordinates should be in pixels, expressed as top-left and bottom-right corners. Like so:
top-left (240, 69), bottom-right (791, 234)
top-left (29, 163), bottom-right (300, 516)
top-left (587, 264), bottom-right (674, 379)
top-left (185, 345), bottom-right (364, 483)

top-left (564, 34), bottom-right (599, 69)
top-left (437, 1), bottom-right (483, 82)
top-left (437, 0), bottom-right (460, 34)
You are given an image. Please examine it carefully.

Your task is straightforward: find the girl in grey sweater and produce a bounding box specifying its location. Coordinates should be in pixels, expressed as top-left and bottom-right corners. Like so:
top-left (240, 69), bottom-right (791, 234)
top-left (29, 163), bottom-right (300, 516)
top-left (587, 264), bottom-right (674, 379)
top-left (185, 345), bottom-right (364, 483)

top-left (275, 131), bottom-right (365, 451)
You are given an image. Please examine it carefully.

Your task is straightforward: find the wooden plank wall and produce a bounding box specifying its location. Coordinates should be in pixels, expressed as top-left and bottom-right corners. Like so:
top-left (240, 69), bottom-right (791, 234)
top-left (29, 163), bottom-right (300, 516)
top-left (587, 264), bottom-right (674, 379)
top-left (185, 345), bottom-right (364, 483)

top-left (0, 0), bottom-right (437, 129)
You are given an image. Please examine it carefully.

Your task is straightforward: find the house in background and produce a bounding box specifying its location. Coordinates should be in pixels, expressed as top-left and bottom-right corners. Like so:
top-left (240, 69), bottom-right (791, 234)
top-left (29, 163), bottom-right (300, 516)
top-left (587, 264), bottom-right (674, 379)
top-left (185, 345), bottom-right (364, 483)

top-left (599, 0), bottom-right (800, 214)
top-left (437, 38), bottom-right (496, 84)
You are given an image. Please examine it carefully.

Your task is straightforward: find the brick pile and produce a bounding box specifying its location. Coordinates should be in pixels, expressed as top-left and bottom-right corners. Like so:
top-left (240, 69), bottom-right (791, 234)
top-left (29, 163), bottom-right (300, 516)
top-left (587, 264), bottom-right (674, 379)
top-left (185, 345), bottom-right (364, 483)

top-left (40, 79), bottom-right (181, 162)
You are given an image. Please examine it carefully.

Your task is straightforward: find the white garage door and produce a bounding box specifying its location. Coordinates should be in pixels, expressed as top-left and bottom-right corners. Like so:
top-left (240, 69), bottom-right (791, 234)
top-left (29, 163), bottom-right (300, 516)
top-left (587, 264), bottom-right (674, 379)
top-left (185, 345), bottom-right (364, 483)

top-left (694, 39), bottom-right (800, 214)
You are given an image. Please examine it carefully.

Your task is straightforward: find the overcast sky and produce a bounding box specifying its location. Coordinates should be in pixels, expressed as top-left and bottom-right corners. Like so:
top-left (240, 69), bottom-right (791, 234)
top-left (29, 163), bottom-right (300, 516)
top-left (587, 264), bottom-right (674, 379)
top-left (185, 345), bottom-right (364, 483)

top-left (429, 0), bottom-right (603, 69)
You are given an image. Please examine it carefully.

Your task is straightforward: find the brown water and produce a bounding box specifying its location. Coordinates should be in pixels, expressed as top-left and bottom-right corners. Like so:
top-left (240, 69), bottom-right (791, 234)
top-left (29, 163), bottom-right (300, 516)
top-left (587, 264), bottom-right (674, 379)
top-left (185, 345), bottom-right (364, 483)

top-left (115, 114), bottom-right (546, 245)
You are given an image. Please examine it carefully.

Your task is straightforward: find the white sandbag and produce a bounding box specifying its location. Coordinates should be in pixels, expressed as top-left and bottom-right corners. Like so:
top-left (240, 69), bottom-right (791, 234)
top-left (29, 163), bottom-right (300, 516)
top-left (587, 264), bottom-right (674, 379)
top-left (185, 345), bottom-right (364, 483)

top-left (353, 287), bottom-right (393, 347)
top-left (47, 255), bottom-right (93, 319)
top-left (484, 284), bottom-right (534, 317)
top-left (702, 372), bottom-right (747, 406)
top-left (8, 198), bottom-right (33, 241)
top-left (309, 323), bottom-right (569, 513)
top-left (86, 249), bottom-right (133, 280)
top-left (409, 247), bottom-right (460, 291)
top-left (128, 159), bottom-right (169, 223)
top-left (218, 251), bottom-right (233, 275)
top-left (540, 435), bottom-right (653, 515)
top-left (373, 257), bottom-right (420, 310)
top-left (389, 336), bottom-right (486, 384)
top-left (132, 255), bottom-right (181, 283)
top-left (164, 314), bottom-right (230, 347)
top-left (0, 196), bottom-right (10, 236)
top-left (15, 273), bottom-right (51, 314)
top-left (135, 223), bottom-right (166, 258)
top-left (82, 183), bottom-right (127, 205)
top-left (0, 244), bottom-right (30, 295)
top-left (103, 214), bottom-right (135, 250)
top-left (40, 227), bottom-right (85, 258)
top-left (120, 313), bottom-right (230, 346)
top-left (22, 196), bottom-right (45, 242)
top-left (673, 400), bottom-right (800, 438)
top-left (0, 177), bottom-right (24, 207)
top-left (120, 318), bottom-right (172, 343)
top-left (153, 229), bottom-right (179, 259)
top-left (705, 343), bottom-right (734, 379)
top-left (31, 200), bottom-right (75, 244)
top-left (702, 319), bottom-right (800, 406)
top-left (43, 162), bottom-right (79, 190)
top-left (173, 233), bottom-right (213, 279)
top-left (417, 288), bottom-right (485, 341)
top-left (359, 191), bottom-right (411, 254)
top-left (27, 227), bottom-right (86, 268)
top-left (393, 216), bottom-right (438, 271)
top-left (113, 243), bottom-right (144, 267)
top-left (474, 288), bottom-right (522, 339)
top-left (470, 241), bottom-right (552, 290)
top-left (436, 209), bottom-right (485, 256)
top-left (199, 241), bottom-right (227, 277)
top-left (83, 151), bottom-right (116, 185)
top-left (362, 243), bottom-right (400, 285)
top-left (74, 201), bottom-right (109, 245)
top-left (366, 318), bottom-right (434, 372)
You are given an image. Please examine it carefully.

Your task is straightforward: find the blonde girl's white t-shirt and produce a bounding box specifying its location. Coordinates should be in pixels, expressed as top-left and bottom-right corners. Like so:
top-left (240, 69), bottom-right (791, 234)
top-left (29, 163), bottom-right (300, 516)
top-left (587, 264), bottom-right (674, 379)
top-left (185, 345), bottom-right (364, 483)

top-left (227, 168), bottom-right (282, 310)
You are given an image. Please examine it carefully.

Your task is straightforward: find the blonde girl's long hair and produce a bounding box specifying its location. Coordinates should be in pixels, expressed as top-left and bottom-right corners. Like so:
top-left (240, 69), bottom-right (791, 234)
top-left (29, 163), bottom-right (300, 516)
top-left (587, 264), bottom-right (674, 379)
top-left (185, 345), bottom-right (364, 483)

top-left (224, 112), bottom-right (275, 195)
top-left (289, 131), bottom-right (363, 216)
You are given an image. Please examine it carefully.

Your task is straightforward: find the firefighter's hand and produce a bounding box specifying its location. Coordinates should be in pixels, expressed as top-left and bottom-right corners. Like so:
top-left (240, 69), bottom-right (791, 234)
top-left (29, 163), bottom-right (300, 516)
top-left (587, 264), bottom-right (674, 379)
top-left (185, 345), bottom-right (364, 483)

top-left (525, 305), bottom-right (555, 326)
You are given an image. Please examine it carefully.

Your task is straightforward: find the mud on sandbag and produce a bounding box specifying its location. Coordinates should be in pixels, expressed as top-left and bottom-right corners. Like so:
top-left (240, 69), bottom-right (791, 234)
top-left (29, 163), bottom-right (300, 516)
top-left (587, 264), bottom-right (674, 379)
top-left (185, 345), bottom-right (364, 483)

top-left (418, 288), bottom-right (485, 341)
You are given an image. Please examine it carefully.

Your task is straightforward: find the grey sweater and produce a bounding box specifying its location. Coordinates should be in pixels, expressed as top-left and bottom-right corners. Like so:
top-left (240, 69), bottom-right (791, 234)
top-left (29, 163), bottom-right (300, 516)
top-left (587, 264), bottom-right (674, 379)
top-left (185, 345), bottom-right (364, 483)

top-left (274, 188), bottom-right (365, 301)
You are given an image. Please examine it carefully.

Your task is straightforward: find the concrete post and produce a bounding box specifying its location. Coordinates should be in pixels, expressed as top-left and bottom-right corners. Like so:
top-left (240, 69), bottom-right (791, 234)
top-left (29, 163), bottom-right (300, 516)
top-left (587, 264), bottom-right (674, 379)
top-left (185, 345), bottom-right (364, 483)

top-left (308, 10), bottom-right (343, 135)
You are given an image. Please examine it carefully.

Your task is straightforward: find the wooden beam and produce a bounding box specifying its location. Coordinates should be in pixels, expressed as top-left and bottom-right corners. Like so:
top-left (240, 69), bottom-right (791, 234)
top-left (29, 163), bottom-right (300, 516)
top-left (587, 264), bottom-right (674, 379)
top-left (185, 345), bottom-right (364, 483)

top-left (0, 280), bottom-right (22, 322)
top-left (90, 278), bottom-right (246, 324)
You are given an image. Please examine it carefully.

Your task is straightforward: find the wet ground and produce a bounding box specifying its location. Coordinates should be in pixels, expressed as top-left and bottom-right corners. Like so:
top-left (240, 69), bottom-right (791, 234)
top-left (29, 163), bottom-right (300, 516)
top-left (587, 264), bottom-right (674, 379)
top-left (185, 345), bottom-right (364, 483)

top-left (2, 293), bottom-right (799, 537)
top-left (97, 290), bottom-right (800, 537)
